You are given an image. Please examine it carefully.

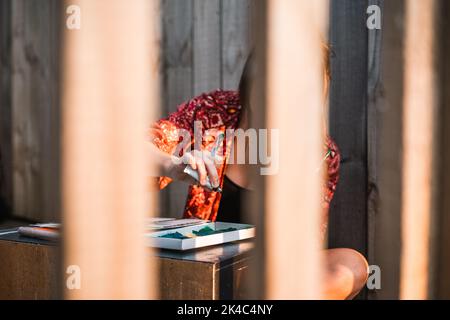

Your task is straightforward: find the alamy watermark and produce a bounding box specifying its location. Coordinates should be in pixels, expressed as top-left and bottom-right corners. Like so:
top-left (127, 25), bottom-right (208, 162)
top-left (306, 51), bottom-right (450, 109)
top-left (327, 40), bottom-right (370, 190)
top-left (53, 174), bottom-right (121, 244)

top-left (367, 5), bottom-right (382, 30)
top-left (66, 5), bottom-right (81, 30)
top-left (170, 121), bottom-right (280, 176)
top-left (367, 265), bottom-right (381, 290)
top-left (66, 264), bottom-right (81, 290)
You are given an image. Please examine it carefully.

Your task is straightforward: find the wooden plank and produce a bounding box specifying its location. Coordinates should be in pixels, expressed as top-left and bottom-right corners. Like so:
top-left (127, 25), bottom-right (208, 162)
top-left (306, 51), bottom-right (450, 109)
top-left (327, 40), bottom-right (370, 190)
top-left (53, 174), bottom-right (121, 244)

top-left (0, 0), bottom-right (12, 219)
top-left (159, 258), bottom-right (214, 299)
top-left (372, 0), bottom-right (406, 300)
top-left (0, 236), bottom-right (253, 300)
top-left (193, 0), bottom-right (221, 95)
top-left (216, 256), bottom-right (253, 299)
top-left (162, 0), bottom-right (194, 110)
top-left (42, 1), bottom-right (62, 223)
top-left (160, 0), bottom-right (193, 218)
top-left (265, 0), bottom-right (328, 298)
top-left (10, 0), bottom-right (61, 222)
top-left (328, 0), bottom-right (368, 258)
top-left (221, 0), bottom-right (251, 90)
top-left (435, 0), bottom-right (450, 300)
top-left (400, 0), bottom-right (439, 300)
top-left (245, 0), bottom-right (267, 299)
top-left (366, 0), bottom-right (383, 300)
top-left (0, 241), bottom-right (59, 299)
top-left (62, 0), bottom-right (157, 299)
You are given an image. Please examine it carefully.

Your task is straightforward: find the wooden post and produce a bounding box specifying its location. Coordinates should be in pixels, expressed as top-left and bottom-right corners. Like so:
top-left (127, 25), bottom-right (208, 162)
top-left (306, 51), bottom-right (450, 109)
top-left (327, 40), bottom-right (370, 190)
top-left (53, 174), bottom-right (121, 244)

top-left (400, 0), bottom-right (439, 300)
top-left (435, 0), bottom-right (450, 300)
top-left (367, 0), bottom-right (384, 300)
top-left (9, 0), bottom-right (61, 222)
top-left (62, 0), bottom-right (159, 299)
top-left (159, 0), bottom-right (193, 218)
top-left (328, 0), bottom-right (368, 260)
top-left (221, 0), bottom-right (251, 90)
top-left (265, 0), bottom-right (328, 299)
top-left (0, 0), bottom-right (12, 219)
top-left (245, 0), bottom-right (268, 300)
top-left (372, 0), bottom-right (406, 300)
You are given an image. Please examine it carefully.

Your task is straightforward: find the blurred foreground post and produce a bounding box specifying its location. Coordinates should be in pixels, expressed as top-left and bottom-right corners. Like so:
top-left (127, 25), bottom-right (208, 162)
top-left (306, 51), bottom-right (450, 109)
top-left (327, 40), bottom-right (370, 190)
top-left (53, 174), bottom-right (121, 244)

top-left (62, 0), bottom-right (159, 299)
top-left (264, 0), bottom-right (328, 299)
top-left (400, 0), bottom-right (439, 300)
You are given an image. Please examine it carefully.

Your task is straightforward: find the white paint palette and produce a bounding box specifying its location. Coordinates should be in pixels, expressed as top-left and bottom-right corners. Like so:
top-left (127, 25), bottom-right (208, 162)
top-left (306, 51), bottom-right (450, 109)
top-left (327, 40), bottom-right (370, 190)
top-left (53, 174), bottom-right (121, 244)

top-left (146, 222), bottom-right (255, 251)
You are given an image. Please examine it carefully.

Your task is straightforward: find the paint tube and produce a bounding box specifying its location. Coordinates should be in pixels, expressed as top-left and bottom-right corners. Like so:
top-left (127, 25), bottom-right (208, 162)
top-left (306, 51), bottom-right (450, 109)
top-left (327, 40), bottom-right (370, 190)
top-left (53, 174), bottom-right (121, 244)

top-left (183, 133), bottom-right (224, 193)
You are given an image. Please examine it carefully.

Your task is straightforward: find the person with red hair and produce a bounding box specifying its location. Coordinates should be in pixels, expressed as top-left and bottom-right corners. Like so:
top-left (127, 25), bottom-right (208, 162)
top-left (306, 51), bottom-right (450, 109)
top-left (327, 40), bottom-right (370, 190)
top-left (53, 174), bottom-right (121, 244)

top-left (148, 45), bottom-right (368, 299)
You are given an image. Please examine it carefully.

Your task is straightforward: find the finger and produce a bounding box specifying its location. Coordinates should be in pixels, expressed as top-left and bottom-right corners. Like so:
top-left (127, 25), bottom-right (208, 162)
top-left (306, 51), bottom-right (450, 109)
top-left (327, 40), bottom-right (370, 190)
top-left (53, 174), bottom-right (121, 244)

top-left (204, 157), bottom-right (219, 188)
top-left (214, 154), bottom-right (225, 166)
top-left (184, 152), bottom-right (197, 170)
top-left (195, 158), bottom-right (207, 185)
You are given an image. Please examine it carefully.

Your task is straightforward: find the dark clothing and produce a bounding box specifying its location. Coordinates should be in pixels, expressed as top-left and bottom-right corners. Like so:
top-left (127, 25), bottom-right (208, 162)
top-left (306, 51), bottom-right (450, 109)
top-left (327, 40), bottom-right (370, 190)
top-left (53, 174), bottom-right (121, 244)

top-left (216, 175), bottom-right (249, 223)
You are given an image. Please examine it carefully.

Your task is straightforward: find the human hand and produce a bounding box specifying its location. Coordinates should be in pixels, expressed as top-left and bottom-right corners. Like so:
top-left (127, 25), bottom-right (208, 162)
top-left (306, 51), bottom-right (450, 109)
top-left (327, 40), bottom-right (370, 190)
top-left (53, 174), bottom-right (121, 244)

top-left (164, 150), bottom-right (220, 190)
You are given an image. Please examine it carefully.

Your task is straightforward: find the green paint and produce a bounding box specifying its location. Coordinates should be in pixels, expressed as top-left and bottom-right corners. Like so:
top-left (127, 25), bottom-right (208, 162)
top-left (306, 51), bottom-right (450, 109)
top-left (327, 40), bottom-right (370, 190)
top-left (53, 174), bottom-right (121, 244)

top-left (159, 226), bottom-right (238, 239)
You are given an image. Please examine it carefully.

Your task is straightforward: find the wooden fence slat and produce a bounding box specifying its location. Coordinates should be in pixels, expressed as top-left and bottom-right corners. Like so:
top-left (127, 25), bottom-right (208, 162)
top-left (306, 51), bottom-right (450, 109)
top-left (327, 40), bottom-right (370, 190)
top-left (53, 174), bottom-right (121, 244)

top-left (42, 0), bottom-right (62, 224)
top-left (10, 0), bottom-right (60, 222)
top-left (193, 0), bottom-right (221, 95)
top-left (367, 0), bottom-right (383, 300)
top-left (221, 0), bottom-right (251, 90)
top-left (435, 0), bottom-right (450, 300)
top-left (328, 0), bottom-right (368, 257)
top-left (245, 0), bottom-right (267, 299)
top-left (160, 0), bottom-right (193, 218)
top-left (372, 0), bottom-right (406, 300)
top-left (0, 0), bottom-right (12, 219)
top-left (162, 0), bottom-right (194, 110)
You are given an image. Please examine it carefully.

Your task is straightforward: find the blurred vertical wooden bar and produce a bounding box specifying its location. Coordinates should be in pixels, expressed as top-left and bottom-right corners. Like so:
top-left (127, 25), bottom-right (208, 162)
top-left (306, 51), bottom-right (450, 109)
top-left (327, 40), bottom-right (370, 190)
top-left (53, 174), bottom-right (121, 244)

top-left (400, 0), bottom-right (438, 300)
top-left (62, 0), bottom-right (159, 299)
top-left (265, 0), bottom-right (328, 299)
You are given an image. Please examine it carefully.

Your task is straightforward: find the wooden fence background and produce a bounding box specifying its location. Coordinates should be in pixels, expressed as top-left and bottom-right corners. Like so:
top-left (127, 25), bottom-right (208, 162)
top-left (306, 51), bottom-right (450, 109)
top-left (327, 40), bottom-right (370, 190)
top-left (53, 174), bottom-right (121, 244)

top-left (0, 0), bottom-right (252, 221)
top-left (2, 0), bottom-right (450, 300)
top-left (0, 0), bottom-right (61, 222)
top-left (159, 0), bottom-right (252, 217)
